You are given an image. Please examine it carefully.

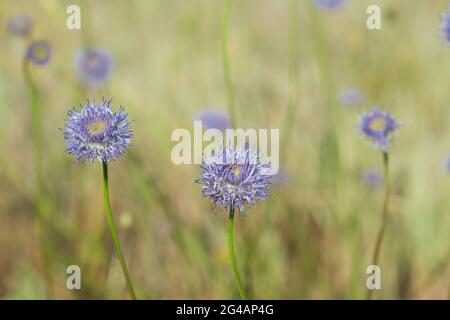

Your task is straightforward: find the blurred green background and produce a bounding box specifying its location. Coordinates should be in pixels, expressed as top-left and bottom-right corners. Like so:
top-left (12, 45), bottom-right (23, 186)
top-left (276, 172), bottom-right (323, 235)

top-left (0, 0), bottom-right (449, 299)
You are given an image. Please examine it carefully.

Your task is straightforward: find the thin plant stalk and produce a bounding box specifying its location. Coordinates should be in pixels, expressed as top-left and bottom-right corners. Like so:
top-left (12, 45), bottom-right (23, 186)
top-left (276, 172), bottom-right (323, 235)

top-left (222, 0), bottom-right (237, 126)
top-left (367, 151), bottom-right (390, 300)
top-left (23, 58), bottom-right (54, 299)
top-left (227, 208), bottom-right (247, 300)
top-left (101, 160), bottom-right (137, 300)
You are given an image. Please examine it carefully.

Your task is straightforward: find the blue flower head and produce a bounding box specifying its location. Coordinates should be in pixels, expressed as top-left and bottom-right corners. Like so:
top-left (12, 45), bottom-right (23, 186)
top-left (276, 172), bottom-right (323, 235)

top-left (362, 168), bottom-right (383, 189)
top-left (440, 7), bottom-right (450, 43)
top-left (339, 88), bottom-right (364, 107)
top-left (358, 108), bottom-right (400, 151)
top-left (26, 40), bottom-right (51, 65)
top-left (64, 99), bottom-right (132, 162)
top-left (314, 0), bottom-right (346, 10)
top-left (195, 110), bottom-right (231, 132)
top-left (196, 144), bottom-right (273, 213)
top-left (7, 14), bottom-right (32, 37)
top-left (75, 48), bottom-right (113, 86)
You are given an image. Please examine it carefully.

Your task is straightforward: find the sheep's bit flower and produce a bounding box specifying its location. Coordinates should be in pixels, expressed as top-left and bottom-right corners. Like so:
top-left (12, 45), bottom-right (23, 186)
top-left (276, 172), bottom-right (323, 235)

top-left (358, 108), bottom-right (400, 151)
top-left (197, 144), bottom-right (272, 213)
top-left (64, 99), bottom-right (132, 162)
top-left (440, 7), bottom-right (450, 44)
top-left (26, 40), bottom-right (51, 65)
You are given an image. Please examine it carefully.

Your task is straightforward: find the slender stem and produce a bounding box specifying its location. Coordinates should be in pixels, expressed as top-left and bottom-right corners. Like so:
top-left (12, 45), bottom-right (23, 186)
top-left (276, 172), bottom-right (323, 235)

top-left (102, 161), bottom-right (137, 300)
top-left (227, 208), bottom-right (247, 300)
top-left (367, 151), bottom-right (390, 300)
top-left (222, 0), bottom-right (237, 127)
top-left (23, 59), bottom-right (54, 299)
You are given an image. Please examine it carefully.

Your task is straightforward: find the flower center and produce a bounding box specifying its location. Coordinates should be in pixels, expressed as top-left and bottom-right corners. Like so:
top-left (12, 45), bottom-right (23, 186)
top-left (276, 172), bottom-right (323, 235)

top-left (34, 46), bottom-right (48, 60)
top-left (369, 117), bottom-right (386, 132)
top-left (86, 119), bottom-right (107, 136)
top-left (231, 165), bottom-right (242, 177)
top-left (88, 55), bottom-right (100, 68)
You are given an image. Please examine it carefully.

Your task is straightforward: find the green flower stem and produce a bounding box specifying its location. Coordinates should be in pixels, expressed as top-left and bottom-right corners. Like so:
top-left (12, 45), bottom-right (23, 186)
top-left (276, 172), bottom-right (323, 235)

top-left (228, 208), bottom-right (247, 300)
top-left (222, 0), bottom-right (237, 127)
top-left (102, 161), bottom-right (137, 300)
top-left (23, 58), bottom-right (54, 299)
top-left (367, 151), bottom-right (390, 300)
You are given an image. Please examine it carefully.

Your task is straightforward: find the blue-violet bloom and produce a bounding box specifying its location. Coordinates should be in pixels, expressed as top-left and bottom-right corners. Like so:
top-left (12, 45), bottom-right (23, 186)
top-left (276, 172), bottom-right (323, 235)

top-left (197, 144), bottom-right (272, 213)
top-left (7, 14), bottom-right (32, 37)
top-left (75, 48), bottom-right (113, 86)
top-left (314, 0), bottom-right (346, 10)
top-left (64, 98), bottom-right (132, 162)
top-left (26, 40), bottom-right (51, 65)
top-left (358, 108), bottom-right (400, 151)
top-left (195, 110), bottom-right (232, 132)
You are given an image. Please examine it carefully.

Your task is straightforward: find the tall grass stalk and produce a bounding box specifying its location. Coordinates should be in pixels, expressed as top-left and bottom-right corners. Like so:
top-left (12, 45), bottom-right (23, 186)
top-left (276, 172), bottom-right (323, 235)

top-left (101, 160), bottom-right (137, 300)
top-left (23, 58), bottom-right (54, 299)
top-left (367, 151), bottom-right (390, 300)
top-left (228, 208), bottom-right (247, 299)
top-left (222, 0), bottom-right (237, 126)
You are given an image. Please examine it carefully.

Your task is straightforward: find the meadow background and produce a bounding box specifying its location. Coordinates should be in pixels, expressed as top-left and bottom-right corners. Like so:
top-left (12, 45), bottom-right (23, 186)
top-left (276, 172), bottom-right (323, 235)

top-left (0, 0), bottom-right (449, 299)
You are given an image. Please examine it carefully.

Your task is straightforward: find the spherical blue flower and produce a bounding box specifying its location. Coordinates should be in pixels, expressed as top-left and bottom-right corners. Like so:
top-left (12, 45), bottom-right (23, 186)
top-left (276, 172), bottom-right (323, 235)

top-left (358, 108), bottom-right (400, 151)
top-left (64, 99), bottom-right (132, 162)
top-left (26, 40), bottom-right (51, 65)
top-left (361, 168), bottom-right (383, 189)
top-left (7, 14), bottom-right (32, 37)
top-left (339, 88), bottom-right (364, 107)
top-left (195, 110), bottom-right (231, 132)
top-left (314, 0), bottom-right (346, 10)
top-left (75, 48), bottom-right (113, 86)
top-left (440, 8), bottom-right (450, 43)
top-left (196, 144), bottom-right (272, 213)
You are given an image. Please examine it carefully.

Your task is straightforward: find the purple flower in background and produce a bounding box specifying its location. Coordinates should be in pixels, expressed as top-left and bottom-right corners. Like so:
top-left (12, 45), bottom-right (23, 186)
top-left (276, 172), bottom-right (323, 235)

top-left (195, 110), bottom-right (231, 131)
top-left (358, 108), bottom-right (400, 151)
top-left (440, 7), bottom-right (450, 43)
top-left (446, 155), bottom-right (450, 172)
top-left (64, 98), bottom-right (132, 162)
top-left (339, 88), bottom-right (364, 107)
top-left (273, 168), bottom-right (291, 187)
top-left (26, 40), bottom-right (51, 65)
top-left (196, 144), bottom-right (272, 213)
top-left (75, 48), bottom-right (113, 86)
top-left (314, 0), bottom-right (346, 10)
top-left (7, 14), bottom-right (32, 37)
top-left (362, 168), bottom-right (383, 189)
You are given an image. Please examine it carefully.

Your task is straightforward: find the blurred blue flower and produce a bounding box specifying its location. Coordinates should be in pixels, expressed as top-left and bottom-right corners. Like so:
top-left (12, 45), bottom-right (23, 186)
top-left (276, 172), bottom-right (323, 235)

top-left (64, 98), bottom-right (132, 162)
top-left (196, 144), bottom-right (272, 213)
top-left (446, 154), bottom-right (450, 172)
top-left (75, 48), bottom-right (113, 86)
top-left (440, 8), bottom-right (450, 43)
top-left (361, 168), bottom-right (383, 189)
top-left (26, 40), bottom-right (51, 65)
top-left (273, 168), bottom-right (291, 187)
top-left (338, 88), bottom-right (364, 107)
top-left (358, 108), bottom-right (400, 151)
top-left (314, 0), bottom-right (346, 10)
top-left (7, 14), bottom-right (32, 37)
top-left (195, 110), bottom-right (231, 131)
